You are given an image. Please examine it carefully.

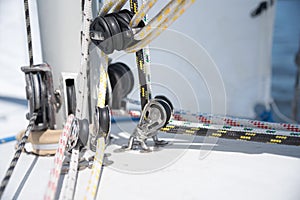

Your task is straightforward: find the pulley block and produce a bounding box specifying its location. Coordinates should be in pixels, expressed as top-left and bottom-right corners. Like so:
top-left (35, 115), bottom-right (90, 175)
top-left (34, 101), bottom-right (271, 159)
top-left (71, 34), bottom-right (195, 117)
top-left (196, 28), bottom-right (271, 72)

top-left (90, 9), bottom-right (144, 54)
top-left (21, 64), bottom-right (60, 131)
top-left (124, 96), bottom-right (173, 151)
top-left (107, 62), bottom-right (134, 109)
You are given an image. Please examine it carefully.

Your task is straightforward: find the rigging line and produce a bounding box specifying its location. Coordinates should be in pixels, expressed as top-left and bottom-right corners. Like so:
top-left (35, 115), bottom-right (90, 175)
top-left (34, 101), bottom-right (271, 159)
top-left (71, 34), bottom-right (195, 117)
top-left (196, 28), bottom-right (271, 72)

top-left (126, 0), bottom-right (195, 53)
top-left (97, 54), bottom-right (109, 108)
top-left (84, 137), bottom-right (106, 200)
top-left (59, 117), bottom-right (80, 200)
top-left (133, 0), bottom-right (184, 41)
top-left (44, 115), bottom-right (74, 200)
top-left (130, 0), bottom-right (158, 28)
top-left (162, 121), bottom-right (300, 146)
top-left (111, 0), bottom-right (128, 13)
top-left (61, 147), bottom-right (80, 200)
top-left (24, 0), bottom-right (34, 66)
top-left (111, 108), bottom-right (300, 136)
top-left (142, 0), bottom-right (153, 101)
top-left (124, 97), bottom-right (300, 132)
top-left (98, 0), bottom-right (119, 16)
top-left (130, 0), bottom-right (151, 110)
top-left (0, 1), bottom-right (40, 197)
top-left (0, 113), bottom-right (37, 198)
top-left (76, 0), bottom-right (93, 119)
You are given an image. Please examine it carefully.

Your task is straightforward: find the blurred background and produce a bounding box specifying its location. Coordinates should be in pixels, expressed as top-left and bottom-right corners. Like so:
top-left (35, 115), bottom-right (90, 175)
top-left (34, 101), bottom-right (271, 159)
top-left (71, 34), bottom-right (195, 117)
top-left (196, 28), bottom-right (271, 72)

top-left (271, 0), bottom-right (300, 123)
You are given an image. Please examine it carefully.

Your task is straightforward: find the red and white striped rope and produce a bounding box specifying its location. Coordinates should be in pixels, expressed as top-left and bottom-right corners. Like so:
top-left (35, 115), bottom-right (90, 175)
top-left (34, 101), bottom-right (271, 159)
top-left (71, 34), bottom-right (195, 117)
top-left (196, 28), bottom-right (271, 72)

top-left (173, 111), bottom-right (300, 133)
top-left (44, 114), bottom-right (75, 200)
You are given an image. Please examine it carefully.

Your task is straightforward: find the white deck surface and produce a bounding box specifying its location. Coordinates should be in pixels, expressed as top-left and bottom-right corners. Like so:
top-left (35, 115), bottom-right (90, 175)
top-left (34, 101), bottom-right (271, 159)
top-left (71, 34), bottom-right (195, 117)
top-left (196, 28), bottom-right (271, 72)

top-left (1, 115), bottom-right (300, 199)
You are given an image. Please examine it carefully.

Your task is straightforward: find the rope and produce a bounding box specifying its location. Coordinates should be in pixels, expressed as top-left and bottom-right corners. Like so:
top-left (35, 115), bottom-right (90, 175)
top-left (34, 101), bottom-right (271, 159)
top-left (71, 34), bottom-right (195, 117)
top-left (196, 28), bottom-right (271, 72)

top-left (142, 0), bottom-right (153, 101)
top-left (84, 137), bottom-right (105, 200)
top-left (44, 114), bottom-right (74, 200)
top-left (0, 113), bottom-right (37, 198)
top-left (60, 118), bottom-right (80, 200)
top-left (76, 0), bottom-right (93, 119)
top-left (111, 0), bottom-right (128, 13)
top-left (126, 0), bottom-right (195, 53)
top-left (0, 1), bottom-right (38, 197)
top-left (130, 0), bottom-right (158, 27)
top-left (24, 0), bottom-right (34, 66)
top-left (98, 0), bottom-right (118, 16)
top-left (173, 111), bottom-right (300, 133)
top-left (133, 0), bottom-right (184, 40)
top-left (97, 53), bottom-right (109, 108)
top-left (124, 97), bottom-right (300, 133)
top-left (110, 108), bottom-right (300, 145)
top-left (61, 148), bottom-right (79, 200)
top-left (163, 120), bottom-right (300, 146)
top-left (130, 0), bottom-right (151, 110)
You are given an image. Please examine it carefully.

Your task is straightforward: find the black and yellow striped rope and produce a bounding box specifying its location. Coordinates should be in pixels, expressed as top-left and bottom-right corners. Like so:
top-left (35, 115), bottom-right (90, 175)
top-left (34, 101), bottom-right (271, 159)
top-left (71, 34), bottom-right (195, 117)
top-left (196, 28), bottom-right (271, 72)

top-left (161, 123), bottom-right (300, 146)
top-left (130, 0), bottom-right (151, 110)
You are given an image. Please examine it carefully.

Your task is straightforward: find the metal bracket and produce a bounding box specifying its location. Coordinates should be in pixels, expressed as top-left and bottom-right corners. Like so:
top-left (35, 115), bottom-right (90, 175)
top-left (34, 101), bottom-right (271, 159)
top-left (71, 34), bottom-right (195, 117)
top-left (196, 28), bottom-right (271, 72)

top-left (124, 99), bottom-right (169, 152)
top-left (22, 63), bottom-right (60, 131)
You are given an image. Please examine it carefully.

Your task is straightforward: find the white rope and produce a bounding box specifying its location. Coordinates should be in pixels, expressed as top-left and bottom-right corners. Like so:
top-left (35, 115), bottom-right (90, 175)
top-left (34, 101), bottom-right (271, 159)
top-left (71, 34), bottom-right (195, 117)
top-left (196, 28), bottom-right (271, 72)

top-left (130, 0), bottom-right (158, 27)
top-left (84, 137), bottom-right (106, 200)
top-left (98, 0), bottom-right (119, 16)
top-left (97, 52), bottom-right (109, 108)
top-left (127, 0), bottom-right (195, 52)
top-left (61, 148), bottom-right (79, 200)
top-left (76, 0), bottom-right (93, 119)
top-left (44, 115), bottom-right (74, 200)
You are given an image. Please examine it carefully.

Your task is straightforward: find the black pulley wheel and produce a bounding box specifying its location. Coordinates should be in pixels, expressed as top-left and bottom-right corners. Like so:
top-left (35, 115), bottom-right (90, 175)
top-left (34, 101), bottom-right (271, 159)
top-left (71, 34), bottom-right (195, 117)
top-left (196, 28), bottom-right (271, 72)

top-left (108, 62), bottom-right (134, 109)
top-left (66, 84), bottom-right (76, 115)
top-left (155, 99), bottom-right (172, 126)
top-left (99, 106), bottom-right (111, 134)
top-left (109, 62), bottom-right (134, 97)
top-left (155, 95), bottom-right (174, 111)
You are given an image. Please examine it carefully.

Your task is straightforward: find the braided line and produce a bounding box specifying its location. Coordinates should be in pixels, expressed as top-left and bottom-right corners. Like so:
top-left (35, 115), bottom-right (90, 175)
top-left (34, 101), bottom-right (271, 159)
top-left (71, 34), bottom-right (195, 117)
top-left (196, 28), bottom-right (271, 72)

top-left (76, 0), bottom-right (93, 119)
top-left (61, 148), bottom-right (79, 200)
top-left (44, 115), bottom-right (74, 200)
top-left (0, 113), bottom-right (37, 198)
top-left (84, 137), bottom-right (105, 200)
top-left (24, 0), bottom-right (34, 66)
top-left (130, 0), bottom-right (151, 110)
top-left (174, 111), bottom-right (300, 133)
